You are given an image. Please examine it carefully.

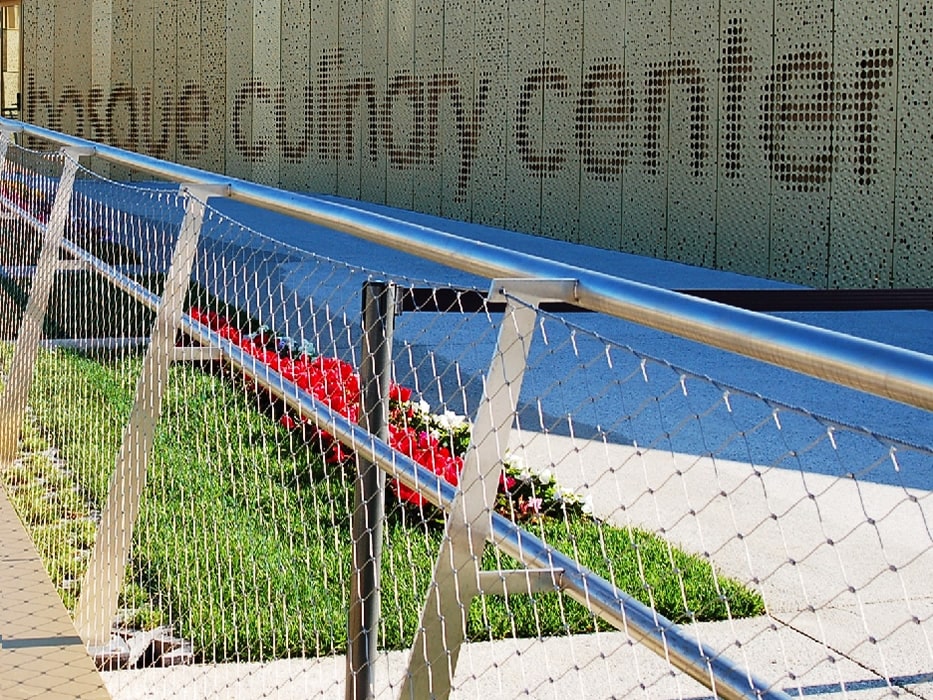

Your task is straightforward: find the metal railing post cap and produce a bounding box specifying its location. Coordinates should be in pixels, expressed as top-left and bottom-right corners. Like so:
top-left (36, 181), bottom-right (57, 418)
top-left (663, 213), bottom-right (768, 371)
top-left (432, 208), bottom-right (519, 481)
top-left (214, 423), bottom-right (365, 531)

top-left (61, 145), bottom-right (96, 159)
top-left (488, 278), bottom-right (580, 305)
top-left (180, 183), bottom-right (231, 200)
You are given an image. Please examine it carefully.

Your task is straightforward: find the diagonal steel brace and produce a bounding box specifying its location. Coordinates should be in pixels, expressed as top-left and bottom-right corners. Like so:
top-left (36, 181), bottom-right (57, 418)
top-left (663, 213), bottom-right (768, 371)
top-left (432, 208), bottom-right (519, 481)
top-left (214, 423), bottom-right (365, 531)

top-left (399, 279), bottom-right (578, 700)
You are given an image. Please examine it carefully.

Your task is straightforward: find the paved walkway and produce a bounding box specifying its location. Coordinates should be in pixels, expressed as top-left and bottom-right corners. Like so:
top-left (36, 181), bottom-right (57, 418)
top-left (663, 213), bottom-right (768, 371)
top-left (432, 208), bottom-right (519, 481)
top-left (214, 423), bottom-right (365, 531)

top-left (0, 484), bottom-right (109, 699)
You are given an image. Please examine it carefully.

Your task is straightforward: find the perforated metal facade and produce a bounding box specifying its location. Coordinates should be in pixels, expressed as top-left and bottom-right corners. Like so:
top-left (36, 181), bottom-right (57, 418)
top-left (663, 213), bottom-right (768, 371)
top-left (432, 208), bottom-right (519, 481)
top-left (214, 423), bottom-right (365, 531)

top-left (22, 0), bottom-right (933, 288)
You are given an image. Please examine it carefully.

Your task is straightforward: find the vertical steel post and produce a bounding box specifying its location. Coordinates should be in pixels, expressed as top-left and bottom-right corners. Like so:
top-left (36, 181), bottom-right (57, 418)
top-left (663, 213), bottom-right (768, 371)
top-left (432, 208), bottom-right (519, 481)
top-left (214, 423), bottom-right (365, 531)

top-left (347, 281), bottom-right (395, 700)
top-left (74, 185), bottom-right (224, 648)
top-left (0, 146), bottom-right (91, 463)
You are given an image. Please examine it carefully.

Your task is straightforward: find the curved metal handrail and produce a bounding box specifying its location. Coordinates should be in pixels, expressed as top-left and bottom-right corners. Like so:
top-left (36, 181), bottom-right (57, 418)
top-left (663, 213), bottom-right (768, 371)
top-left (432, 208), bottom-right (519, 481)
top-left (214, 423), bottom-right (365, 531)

top-left (1, 117), bottom-right (931, 412)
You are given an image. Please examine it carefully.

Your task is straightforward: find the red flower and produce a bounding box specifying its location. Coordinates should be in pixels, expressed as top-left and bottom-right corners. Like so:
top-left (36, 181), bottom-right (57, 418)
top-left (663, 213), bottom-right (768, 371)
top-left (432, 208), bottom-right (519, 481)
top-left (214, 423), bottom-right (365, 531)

top-left (385, 425), bottom-right (463, 507)
top-left (327, 442), bottom-right (350, 464)
top-left (500, 473), bottom-right (517, 492)
top-left (389, 383), bottom-right (412, 403)
top-left (186, 308), bottom-right (482, 510)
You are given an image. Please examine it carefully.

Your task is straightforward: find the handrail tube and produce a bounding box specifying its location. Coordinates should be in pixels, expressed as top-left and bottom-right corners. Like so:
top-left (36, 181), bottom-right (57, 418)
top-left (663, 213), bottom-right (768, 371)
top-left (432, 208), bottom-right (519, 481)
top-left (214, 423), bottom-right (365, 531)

top-left (3, 118), bottom-right (931, 412)
top-left (0, 171), bottom-right (785, 699)
top-left (61, 242), bottom-right (794, 699)
top-left (488, 512), bottom-right (783, 700)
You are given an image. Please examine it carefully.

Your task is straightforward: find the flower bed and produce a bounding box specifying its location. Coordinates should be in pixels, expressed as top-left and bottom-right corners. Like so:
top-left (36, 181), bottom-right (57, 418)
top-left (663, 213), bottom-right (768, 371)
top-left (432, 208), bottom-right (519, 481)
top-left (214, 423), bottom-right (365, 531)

top-left (189, 307), bottom-right (592, 523)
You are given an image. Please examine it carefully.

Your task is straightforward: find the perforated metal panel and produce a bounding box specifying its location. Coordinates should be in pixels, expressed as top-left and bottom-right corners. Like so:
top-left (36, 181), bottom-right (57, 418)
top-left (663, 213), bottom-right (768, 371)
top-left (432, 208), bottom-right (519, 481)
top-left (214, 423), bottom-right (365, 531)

top-left (151, 0), bottom-right (178, 167)
top-left (470, 0), bottom-right (509, 227)
top-left (359, 0), bottom-right (388, 204)
top-left (894, 0), bottom-right (933, 286)
top-left (177, 0), bottom-right (204, 166)
top-left (766, 0), bottom-right (835, 286)
top-left (664, 0), bottom-right (717, 267)
top-left (132, 1), bottom-right (156, 157)
top-left (384, 0), bottom-right (416, 209)
top-left (90, 0), bottom-right (113, 95)
top-left (103, 0), bottom-right (134, 184)
top-left (310, 0), bottom-right (340, 195)
top-left (828, 0), bottom-right (897, 288)
top-left (108, 0), bottom-right (130, 89)
top-left (623, 0), bottom-right (669, 258)
top-left (200, 0), bottom-right (226, 175)
top-left (409, 0), bottom-right (443, 216)
top-left (39, 0), bottom-right (91, 142)
top-left (539, 0), bottom-right (582, 243)
top-left (504, 0), bottom-right (545, 236)
top-left (279, 0), bottom-right (312, 193)
top-left (53, 1), bottom-right (89, 137)
top-left (19, 0), bottom-right (933, 288)
top-left (251, 0), bottom-right (282, 186)
top-left (577, 0), bottom-right (626, 251)
top-left (716, 0), bottom-right (772, 277)
top-left (435, 0), bottom-right (473, 222)
top-left (23, 0), bottom-right (51, 137)
top-left (336, 0), bottom-right (363, 200)
top-left (225, 0), bottom-right (253, 182)
top-left (55, 3), bottom-right (88, 106)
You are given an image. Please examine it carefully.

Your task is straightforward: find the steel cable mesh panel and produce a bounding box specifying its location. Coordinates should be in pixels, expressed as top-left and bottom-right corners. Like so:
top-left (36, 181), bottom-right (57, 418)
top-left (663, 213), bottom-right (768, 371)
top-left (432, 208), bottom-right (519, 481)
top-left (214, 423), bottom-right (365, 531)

top-left (0, 142), bottom-right (930, 699)
top-left (0, 147), bottom-right (169, 698)
top-left (478, 295), bottom-right (933, 699)
top-left (0, 144), bottom-right (62, 340)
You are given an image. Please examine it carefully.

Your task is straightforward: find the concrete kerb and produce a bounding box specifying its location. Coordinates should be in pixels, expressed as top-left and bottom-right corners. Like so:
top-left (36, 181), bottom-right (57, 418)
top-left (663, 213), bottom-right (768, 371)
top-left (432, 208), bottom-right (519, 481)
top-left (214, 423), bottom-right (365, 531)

top-left (101, 621), bottom-right (933, 699)
top-left (101, 620), bottom-right (928, 699)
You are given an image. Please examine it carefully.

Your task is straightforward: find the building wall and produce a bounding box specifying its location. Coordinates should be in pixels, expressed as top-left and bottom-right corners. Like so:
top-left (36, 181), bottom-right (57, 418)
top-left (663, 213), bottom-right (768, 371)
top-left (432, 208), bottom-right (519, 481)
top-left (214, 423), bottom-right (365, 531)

top-left (22, 0), bottom-right (933, 288)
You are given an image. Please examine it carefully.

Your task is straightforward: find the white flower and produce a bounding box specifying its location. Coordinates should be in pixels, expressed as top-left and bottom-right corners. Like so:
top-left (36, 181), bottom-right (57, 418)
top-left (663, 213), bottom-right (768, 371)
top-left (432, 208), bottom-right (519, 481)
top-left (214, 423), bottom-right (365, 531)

top-left (536, 468), bottom-right (553, 484)
top-left (415, 399), bottom-right (431, 416)
top-left (580, 494), bottom-right (594, 515)
top-left (557, 487), bottom-right (577, 503)
top-left (508, 455), bottom-right (534, 481)
top-left (435, 410), bottom-right (468, 431)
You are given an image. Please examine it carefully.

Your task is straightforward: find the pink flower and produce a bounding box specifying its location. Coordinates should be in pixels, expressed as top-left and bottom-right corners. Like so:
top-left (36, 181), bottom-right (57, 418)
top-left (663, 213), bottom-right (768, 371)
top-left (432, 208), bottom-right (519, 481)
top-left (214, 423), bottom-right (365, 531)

top-left (520, 497), bottom-right (543, 516)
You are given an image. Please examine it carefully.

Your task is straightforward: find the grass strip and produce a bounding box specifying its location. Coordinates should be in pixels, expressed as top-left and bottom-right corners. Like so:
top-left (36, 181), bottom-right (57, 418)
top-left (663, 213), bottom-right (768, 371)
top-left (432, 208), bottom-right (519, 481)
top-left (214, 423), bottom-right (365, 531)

top-left (21, 346), bottom-right (764, 662)
top-left (0, 406), bottom-right (163, 628)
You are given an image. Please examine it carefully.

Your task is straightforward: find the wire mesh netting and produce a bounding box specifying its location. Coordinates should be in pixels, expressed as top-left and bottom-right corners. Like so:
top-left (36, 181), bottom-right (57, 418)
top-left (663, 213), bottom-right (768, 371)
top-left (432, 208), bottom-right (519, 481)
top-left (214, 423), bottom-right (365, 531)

top-left (0, 141), bottom-right (930, 700)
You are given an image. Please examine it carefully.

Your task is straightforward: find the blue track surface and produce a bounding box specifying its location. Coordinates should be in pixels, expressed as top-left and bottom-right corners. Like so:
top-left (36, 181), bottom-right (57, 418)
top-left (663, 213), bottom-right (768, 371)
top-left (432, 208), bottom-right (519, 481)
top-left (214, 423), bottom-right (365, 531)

top-left (76, 182), bottom-right (933, 488)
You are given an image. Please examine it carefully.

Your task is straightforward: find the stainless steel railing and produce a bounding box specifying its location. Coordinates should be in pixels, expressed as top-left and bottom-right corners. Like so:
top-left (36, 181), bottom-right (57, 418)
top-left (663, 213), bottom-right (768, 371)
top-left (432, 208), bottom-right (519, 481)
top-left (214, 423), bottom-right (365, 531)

top-left (4, 117), bottom-right (931, 700)
top-left (1, 188), bottom-right (783, 700)
top-left (2, 117), bottom-right (931, 412)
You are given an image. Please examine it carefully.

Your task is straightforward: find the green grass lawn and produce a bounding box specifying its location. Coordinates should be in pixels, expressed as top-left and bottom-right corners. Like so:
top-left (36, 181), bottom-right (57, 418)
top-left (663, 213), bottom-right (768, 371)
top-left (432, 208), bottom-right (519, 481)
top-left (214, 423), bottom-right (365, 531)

top-left (7, 346), bottom-right (764, 663)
